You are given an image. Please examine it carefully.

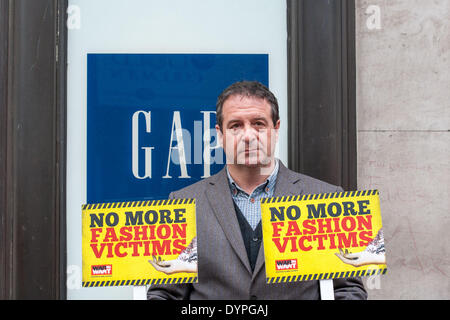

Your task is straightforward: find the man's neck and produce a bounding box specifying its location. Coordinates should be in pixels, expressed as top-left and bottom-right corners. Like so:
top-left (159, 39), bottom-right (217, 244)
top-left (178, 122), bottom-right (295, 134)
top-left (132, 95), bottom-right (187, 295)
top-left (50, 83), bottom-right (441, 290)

top-left (226, 159), bottom-right (277, 195)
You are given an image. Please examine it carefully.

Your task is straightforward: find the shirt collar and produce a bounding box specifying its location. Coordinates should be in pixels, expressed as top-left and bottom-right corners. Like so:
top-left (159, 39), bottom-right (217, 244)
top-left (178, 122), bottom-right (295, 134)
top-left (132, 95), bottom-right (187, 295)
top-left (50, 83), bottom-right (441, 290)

top-left (226, 159), bottom-right (279, 196)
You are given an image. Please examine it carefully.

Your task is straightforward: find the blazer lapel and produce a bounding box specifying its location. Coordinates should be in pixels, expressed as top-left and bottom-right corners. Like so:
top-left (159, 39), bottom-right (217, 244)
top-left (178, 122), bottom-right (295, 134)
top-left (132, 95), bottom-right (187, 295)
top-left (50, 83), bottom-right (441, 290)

top-left (252, 162), bottom-right (304, 280)
top-left (204, 167), bottom-right (253, 275)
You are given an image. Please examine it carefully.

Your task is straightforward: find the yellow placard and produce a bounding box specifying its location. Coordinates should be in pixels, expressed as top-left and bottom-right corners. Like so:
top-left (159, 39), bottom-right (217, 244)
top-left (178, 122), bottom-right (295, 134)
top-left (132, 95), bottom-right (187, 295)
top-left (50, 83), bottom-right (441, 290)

top-left (261, 190), bottom-right (387, 284)
top-left (82, 198), bottom-right (197, 287)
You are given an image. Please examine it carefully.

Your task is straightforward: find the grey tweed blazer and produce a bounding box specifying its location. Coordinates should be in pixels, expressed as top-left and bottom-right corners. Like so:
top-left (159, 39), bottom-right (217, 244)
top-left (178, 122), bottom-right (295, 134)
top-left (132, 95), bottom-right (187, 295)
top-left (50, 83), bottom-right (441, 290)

top-left (147, 161), bottom-right (367, 300)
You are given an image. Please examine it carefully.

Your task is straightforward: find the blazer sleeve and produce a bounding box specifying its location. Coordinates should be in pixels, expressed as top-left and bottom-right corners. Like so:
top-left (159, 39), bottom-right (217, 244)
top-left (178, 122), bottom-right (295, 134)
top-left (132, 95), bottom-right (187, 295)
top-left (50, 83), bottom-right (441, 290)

top-left (147, 281), bottom-right (191, 300)
top-left (146, 191), bottom-right (192, 300)
top-left (333, 277), bottom-right (368, 300)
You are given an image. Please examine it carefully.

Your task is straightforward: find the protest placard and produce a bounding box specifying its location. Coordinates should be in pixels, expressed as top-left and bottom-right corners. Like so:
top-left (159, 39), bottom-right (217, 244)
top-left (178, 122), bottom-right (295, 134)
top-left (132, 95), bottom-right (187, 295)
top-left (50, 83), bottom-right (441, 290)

top-left (81, 198), bottom-right (197, 287)
top-left (261, 190), bottom-right (387, 283)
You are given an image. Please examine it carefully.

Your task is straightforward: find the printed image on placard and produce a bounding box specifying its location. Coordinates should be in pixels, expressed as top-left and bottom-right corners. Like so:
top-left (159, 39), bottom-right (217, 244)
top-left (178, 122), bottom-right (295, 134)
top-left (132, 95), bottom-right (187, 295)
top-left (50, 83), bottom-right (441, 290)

top-left (261, 190), bottom-right (387, 284)
top-left (82, 198), bottom-right (197, 287)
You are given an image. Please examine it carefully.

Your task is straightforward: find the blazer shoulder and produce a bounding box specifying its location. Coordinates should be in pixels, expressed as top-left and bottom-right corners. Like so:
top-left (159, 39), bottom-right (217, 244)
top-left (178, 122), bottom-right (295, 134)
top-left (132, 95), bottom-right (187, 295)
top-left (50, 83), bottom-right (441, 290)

top-left (168, 173), bottom-right (218, 199)
top-left (286, 169), bottom-right (344, 194)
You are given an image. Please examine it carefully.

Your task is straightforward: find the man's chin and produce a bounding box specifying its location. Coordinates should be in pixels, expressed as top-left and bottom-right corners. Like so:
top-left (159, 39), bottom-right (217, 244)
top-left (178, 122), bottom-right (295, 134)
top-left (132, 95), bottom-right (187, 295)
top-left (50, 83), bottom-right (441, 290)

top-left (235, 155), bottom-right (272, 167)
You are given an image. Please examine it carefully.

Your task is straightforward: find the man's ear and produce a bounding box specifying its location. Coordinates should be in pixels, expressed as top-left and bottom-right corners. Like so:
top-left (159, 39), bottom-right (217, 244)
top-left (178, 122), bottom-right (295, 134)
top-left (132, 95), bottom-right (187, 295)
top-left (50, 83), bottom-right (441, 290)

top-left (274, 119), bottom-right (280, 130)
top-left (215, 124), bottom-right (223, 147)
top-left (274, 120), bottom-right (280, 141)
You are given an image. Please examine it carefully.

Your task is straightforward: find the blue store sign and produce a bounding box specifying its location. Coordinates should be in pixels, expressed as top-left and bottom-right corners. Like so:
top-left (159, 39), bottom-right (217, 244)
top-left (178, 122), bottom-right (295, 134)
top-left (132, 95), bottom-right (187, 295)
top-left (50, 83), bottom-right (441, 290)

top-left (87, 54), bottom-right (268, 203)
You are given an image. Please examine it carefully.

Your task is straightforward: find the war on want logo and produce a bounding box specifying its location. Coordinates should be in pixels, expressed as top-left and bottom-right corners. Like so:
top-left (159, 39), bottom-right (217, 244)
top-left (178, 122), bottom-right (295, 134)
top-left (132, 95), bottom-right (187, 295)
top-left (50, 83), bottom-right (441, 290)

top-left (91, 264), bottom-right (112, 276)
top-left (275, 259), bottom-right (298, 271)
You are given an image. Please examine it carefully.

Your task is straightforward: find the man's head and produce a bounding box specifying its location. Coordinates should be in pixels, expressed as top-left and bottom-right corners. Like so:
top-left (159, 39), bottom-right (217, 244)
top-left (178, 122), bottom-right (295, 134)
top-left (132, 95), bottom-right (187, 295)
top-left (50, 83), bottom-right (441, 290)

top-left (215, 81), bottom-right (280, 167)
top-left (216, 81), bottom-right (279, 130)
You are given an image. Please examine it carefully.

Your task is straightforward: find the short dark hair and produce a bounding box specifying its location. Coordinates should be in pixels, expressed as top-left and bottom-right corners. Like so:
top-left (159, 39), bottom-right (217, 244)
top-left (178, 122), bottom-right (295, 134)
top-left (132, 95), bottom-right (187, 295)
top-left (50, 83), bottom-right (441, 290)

top-left (216, 81), bottom-right (279, 129)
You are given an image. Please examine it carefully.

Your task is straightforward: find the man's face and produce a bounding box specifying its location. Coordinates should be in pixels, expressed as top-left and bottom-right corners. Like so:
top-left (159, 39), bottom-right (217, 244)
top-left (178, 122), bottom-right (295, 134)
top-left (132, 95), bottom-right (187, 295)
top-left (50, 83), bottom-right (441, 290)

top-left (216, 94), bottom-right (280, 168)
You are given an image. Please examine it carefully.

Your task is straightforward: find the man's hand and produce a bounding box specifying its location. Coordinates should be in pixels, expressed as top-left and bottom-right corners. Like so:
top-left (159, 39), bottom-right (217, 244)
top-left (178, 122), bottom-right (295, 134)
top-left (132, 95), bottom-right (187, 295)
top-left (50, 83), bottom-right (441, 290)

top-left (335, 248), bottom-right (386, 267)
top-left (148, 255), bottom-right (197, 274)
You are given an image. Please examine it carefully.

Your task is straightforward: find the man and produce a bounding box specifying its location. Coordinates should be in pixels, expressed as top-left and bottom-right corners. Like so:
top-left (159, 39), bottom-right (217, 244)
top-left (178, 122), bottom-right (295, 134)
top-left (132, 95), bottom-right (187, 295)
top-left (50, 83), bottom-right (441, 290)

top-left (147, 81), bottom-right (367, 300)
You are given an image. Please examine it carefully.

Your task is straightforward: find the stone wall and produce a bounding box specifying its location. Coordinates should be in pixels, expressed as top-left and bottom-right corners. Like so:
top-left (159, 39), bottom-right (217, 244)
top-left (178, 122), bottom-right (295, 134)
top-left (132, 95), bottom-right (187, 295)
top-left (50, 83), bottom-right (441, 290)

top-left (356, 0), bottom-right (450, 299)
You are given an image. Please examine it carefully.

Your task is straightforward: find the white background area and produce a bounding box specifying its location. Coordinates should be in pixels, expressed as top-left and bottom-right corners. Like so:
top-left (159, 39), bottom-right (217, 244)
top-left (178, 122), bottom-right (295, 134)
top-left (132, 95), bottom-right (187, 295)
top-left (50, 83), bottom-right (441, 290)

top-left (66, 0), bottom-right (287, 299)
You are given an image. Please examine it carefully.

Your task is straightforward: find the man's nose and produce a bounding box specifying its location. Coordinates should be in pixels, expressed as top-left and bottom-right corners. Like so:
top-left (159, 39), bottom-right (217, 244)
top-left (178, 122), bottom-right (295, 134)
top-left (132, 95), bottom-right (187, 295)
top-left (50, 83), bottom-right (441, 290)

top-left (242, 125), bottom-right (258, 143)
